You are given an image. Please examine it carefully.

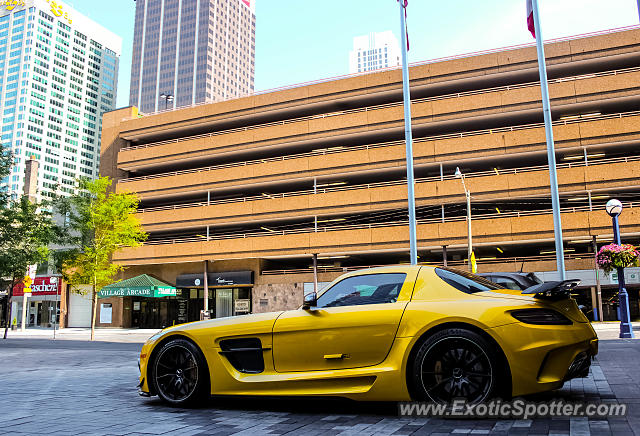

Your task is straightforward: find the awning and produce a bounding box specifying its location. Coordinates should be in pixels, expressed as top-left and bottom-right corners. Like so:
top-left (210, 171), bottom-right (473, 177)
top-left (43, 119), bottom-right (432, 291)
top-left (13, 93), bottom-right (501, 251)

top-left (98, 274), bottom-right (177, 298)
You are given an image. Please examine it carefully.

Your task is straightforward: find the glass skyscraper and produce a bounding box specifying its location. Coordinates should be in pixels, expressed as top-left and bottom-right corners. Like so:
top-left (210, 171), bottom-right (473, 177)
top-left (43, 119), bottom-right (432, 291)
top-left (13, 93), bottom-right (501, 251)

top-left (129, 0), bottom-right (256, 113)
top-left (349, 31), bottom-right (401, 74)
top-left (0, 0), bottom-right (121, 199)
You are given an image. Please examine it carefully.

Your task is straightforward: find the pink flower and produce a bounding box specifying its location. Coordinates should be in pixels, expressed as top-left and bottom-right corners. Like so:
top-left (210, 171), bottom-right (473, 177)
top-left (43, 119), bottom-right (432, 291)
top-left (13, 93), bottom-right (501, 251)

top-left (596, 243), bottom-right (640, 275)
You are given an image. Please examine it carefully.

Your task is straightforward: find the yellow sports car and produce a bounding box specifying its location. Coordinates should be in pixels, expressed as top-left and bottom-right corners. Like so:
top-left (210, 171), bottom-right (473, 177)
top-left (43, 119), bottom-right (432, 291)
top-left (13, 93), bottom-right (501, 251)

top-left (137, 266), bottom-right (598, 405)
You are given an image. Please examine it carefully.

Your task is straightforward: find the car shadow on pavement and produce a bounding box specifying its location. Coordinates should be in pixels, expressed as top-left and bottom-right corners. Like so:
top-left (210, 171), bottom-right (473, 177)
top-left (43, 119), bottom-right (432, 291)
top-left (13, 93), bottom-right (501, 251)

top-left (141, 387), bottom-right (594, 417)
top-left (143, 395), bottom-right (399, 415)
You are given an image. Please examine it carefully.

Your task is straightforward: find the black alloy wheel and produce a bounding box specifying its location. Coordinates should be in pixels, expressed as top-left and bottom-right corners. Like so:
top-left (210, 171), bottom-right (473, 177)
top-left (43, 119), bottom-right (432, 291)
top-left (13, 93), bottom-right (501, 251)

top-left (410, 328), bottom-right (501, 404)
top-left (152, 338), bottom-right (209, 405)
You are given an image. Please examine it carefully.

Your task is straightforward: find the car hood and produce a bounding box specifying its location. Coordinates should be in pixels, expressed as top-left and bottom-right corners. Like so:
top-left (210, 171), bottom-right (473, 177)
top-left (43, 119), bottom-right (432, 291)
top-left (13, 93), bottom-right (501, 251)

top-left (153, 311), bottom-right (285, 346)
top-left (178, 311), bottom-right (284, 330)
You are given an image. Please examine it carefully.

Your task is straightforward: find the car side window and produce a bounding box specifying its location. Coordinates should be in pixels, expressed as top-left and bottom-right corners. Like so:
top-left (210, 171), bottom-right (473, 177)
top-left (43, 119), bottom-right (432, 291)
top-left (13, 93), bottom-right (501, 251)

top-left (316, 273), bottom-right (407, 308)
top-left (435, 268), bottom-right (502, 294)
top-left (492, 277), bottom-right (523, 290)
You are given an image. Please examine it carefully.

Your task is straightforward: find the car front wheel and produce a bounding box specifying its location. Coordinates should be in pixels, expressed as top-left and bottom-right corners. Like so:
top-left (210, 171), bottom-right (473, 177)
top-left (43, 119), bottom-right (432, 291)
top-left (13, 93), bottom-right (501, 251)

top-left (151, 338), bottom-right (209, 406)
top-left (410, 328), bottom-right (502, 404)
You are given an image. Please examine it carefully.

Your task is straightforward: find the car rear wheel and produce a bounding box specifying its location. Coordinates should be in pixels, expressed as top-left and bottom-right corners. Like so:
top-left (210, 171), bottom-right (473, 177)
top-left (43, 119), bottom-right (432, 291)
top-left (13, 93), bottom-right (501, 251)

top-left (152, 338), bottom-right (209, 406)
top-left (410, 328), bottom-right (501, 404)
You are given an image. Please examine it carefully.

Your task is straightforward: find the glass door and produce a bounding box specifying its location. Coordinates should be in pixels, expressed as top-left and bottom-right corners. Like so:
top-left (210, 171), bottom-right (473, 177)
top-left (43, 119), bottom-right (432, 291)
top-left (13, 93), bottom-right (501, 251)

top-left (215, 288), bottom-right (233, 318)
top-left (29, 302), bottom-right (40, 326)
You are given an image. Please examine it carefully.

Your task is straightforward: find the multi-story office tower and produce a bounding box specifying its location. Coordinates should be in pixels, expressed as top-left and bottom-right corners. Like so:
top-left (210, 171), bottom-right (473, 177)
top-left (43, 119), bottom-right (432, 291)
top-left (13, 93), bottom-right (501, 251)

top-left (129, 0), bottom-right (256, 113)
top-left (349, 31), bottom-right (401, 74)
top-left (0, 0), bottom-right (121, 199)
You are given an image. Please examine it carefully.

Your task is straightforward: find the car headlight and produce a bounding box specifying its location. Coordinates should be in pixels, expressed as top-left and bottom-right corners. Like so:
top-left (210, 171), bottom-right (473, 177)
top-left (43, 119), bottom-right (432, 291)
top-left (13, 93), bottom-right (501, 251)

top-left (511, 308), bottom-right (572, 325)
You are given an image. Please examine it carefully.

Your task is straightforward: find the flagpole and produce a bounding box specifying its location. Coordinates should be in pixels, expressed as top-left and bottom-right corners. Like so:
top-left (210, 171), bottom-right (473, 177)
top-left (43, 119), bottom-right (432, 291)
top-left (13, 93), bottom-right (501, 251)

top-left (398, 0), bottom-right (418, 265)
top-left (531, 0), bottom-right (566, 280)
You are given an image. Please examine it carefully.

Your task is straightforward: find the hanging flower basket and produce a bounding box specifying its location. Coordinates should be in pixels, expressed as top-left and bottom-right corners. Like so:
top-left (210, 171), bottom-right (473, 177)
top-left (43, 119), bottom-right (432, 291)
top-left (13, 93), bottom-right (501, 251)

top-left (596, 243), bottom-right (640, 275)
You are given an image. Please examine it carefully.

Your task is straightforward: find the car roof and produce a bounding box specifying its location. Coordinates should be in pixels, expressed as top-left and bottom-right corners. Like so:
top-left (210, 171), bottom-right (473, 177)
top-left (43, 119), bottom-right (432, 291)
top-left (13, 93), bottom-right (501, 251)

top-left (478, 272), bottom-right (530, 278)
top-left (336, 264), bottom-right (425, 278)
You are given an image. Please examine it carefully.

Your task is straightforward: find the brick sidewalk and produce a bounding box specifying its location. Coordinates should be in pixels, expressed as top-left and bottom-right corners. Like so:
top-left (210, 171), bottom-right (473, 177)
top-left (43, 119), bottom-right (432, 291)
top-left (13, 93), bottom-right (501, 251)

top-left (590, 322), bottom-right (640, 340)
top-left (2, 326), bottom-right (158, 342)
top-left (0, 338), bottom-right (639, 435)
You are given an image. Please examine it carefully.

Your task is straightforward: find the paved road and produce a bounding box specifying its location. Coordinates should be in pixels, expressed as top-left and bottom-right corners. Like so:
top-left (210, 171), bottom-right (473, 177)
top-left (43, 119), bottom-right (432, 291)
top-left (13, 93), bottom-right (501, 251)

top-left (0, 338), bottom-right (638, 436)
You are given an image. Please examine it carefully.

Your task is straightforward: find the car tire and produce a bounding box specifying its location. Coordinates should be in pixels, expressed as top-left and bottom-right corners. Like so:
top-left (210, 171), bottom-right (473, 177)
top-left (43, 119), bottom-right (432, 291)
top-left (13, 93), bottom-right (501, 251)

top-left (409, 328), bottom-right (504, 404)
top-left (150, 338), bottom-right (210, 406)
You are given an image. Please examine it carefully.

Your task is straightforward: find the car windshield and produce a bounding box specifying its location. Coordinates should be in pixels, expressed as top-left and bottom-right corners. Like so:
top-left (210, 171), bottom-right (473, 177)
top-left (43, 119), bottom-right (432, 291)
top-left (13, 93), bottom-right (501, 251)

top-left (435, 267), bottom-right (504, 294)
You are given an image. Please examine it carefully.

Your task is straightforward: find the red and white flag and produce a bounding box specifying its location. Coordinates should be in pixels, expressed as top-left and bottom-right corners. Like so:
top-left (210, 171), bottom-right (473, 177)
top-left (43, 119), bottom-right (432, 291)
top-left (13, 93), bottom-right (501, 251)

top-left (526, 0), bottom-right (536, 38)
top-left (397, 0), bottom-right (409, 51)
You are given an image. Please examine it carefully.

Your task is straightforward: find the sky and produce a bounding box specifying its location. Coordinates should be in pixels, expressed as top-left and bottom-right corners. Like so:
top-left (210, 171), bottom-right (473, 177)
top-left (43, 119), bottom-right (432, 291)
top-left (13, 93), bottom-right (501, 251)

top-left (68, 0), bottom-right (640, 109)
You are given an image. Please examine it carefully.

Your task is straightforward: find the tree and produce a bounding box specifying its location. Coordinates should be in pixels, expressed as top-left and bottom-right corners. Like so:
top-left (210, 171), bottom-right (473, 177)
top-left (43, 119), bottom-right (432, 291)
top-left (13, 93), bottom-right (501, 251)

top-left (56, 177), bottom-right (147, 341)
top-left (0, 142), bottom-right (11, 329)
top-left (1, 143), bottom-right (57, 338)
top-left (0, 142), bottom-right (11, 206)
top-left (0, 196), bottom-right (57, 339)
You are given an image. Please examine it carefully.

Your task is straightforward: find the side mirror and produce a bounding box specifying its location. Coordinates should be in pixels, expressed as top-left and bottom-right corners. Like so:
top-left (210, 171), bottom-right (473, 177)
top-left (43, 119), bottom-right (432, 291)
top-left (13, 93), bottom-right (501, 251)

top-left (302, 292), bottom-right (317, 310)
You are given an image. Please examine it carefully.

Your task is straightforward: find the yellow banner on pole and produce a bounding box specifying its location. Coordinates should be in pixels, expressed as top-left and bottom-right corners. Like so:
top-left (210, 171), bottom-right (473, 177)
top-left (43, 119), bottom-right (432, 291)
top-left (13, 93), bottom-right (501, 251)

top-left (471, 251), bottom-right (478, 274)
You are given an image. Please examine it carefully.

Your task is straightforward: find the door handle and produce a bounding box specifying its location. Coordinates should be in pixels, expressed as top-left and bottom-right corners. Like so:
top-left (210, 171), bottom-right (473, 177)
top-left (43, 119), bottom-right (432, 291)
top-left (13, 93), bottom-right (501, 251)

top-left (323, 353), bottom-right (349, 360)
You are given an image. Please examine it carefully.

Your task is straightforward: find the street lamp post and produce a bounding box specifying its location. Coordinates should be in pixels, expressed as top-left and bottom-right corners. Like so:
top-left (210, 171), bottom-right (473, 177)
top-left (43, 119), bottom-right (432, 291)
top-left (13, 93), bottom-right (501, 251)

top-left (605, 199), bottom-right (635, 339)
top-left (159, 93), bottom-right (174, 110)
top-left (455, 167), bottom-right (473, 272)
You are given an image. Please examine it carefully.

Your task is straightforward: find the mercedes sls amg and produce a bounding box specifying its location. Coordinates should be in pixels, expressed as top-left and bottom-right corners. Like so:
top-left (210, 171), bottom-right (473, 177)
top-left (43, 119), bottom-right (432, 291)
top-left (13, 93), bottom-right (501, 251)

top-left (137, 266), bottom-right (598, 405)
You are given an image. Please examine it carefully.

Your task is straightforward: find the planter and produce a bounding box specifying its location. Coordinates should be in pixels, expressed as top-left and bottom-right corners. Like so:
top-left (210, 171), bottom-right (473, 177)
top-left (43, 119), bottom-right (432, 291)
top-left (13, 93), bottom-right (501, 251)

top-left (597, 243), bottom-right (640, 275)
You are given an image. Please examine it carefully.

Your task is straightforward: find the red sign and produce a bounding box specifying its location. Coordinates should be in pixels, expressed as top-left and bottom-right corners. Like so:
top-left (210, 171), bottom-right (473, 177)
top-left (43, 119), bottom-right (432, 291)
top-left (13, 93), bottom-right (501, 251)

top-left (13, 276), bottom-right (61, 296)
top-left (241, 0), bottom-right (250, 8)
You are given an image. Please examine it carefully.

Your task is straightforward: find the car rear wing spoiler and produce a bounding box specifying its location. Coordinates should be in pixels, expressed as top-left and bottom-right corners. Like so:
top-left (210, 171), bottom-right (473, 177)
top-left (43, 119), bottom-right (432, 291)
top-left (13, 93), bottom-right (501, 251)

top-left (521, 279), bottom-right (581, 299)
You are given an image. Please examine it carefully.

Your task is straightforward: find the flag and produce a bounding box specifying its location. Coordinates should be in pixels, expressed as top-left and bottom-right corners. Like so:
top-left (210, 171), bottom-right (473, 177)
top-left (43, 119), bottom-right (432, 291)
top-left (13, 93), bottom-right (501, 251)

top-left (526, 0), bottom-right (535, 38)
top-left (23, 264), bottom-right (37, 295)
top-left (470, 251), bottom-right (478, 274)
top-left (397, 0), bottom-right (409, 51)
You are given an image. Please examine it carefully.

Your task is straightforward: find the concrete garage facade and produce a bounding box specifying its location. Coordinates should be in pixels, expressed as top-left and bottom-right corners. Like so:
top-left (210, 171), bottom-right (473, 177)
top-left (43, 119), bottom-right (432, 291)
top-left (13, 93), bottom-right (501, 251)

top-left (99, 27), bottom-right (640, 328)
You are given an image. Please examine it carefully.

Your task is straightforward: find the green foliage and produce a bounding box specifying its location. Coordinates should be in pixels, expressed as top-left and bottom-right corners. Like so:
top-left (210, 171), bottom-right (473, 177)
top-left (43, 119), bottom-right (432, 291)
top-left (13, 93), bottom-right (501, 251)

top-left (56, 176), bottom-right (147, 293)
top-left (0, 142), bottom-right (13, 205)
top-left (1, 143), bottom-right (59, 337)
top-left (0, 195), bottom-right (56, 286)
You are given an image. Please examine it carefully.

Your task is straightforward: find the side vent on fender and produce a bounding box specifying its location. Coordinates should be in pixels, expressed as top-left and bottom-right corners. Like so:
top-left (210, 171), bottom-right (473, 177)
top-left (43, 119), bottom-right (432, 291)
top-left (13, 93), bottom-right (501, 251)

top-left (218, 338), bottom-right (268, 374)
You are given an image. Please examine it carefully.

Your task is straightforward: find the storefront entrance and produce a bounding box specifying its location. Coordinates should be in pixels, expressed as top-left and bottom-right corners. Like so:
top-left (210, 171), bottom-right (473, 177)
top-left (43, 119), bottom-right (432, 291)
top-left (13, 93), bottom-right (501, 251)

top-left (12, 300), bottom-right (60, 327)
top-left (109, 272), bottom-right (254, 329)
top-left (134, 299), bottom-right (174, 329)
top-left (99, 274), bottom-right (179, 329)
top-left (10, 276), bottom-right (62, 328)
top-left (175, 271), bottom-right (254, 322)
top-left (178, 288), bottom-right (252, 322)
top-left (127, 287), bottom-right (251, 328)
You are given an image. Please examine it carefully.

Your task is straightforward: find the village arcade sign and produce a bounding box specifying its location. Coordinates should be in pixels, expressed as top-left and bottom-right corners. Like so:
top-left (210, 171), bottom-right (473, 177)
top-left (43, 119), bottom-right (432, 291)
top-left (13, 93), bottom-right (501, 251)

top-left (98, 286), bottom-right (177, 298)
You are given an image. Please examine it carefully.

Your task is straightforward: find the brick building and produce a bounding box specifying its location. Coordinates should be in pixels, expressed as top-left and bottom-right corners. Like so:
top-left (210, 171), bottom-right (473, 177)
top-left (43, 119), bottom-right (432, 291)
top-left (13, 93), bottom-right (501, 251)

top-left (100, 26), bottom-right (640, 328)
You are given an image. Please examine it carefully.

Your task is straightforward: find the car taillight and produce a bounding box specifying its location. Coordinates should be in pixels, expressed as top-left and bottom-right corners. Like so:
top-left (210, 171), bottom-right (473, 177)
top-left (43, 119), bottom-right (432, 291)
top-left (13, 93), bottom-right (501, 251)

top-left (511, 308), bottom-right (572, 325)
